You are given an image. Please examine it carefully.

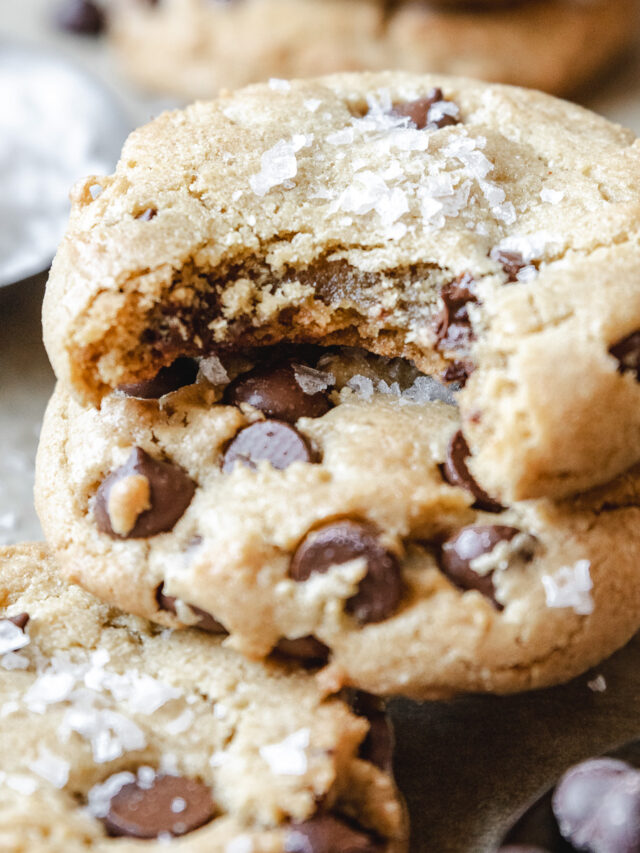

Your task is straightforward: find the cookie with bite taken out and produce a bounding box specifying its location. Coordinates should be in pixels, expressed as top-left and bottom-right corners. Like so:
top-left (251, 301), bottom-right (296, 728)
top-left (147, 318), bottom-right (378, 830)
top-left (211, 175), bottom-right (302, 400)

top-left (42, 72), bottom-right (640, 503)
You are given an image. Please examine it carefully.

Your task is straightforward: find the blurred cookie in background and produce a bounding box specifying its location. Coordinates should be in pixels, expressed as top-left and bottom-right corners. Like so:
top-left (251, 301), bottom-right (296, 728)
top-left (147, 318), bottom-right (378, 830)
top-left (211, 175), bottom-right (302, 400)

top-left (388, 0), bottom-right (638, 96)
top-left (98, 0), bottom-right (637, 100)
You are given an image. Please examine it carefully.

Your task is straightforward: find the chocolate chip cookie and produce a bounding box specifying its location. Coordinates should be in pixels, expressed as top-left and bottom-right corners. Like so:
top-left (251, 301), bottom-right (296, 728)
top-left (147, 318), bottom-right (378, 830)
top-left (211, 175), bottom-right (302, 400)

top-left (35, 346), bottom-right (640, 699)
top-left (0, 543), bottom-right (407, 851)
top-left (42, 73), bottom-right (640, 502)
top-left (108, 0), bottom-right (635, 99)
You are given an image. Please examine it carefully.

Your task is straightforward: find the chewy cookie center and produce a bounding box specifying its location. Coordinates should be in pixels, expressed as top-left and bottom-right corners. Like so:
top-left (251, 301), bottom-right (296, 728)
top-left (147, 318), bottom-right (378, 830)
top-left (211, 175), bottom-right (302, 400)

top-left (89, 344), bottom-right (538, 656)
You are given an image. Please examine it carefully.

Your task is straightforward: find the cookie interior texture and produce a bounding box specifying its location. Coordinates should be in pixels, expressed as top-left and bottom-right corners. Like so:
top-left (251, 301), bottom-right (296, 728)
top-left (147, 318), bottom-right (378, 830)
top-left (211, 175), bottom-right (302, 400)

top-left (43, 72), bottom-right (640, 502)
top-left (0, 543), bottom-right (407, 852)
top-left (35, 345), bottom-right (640, 700)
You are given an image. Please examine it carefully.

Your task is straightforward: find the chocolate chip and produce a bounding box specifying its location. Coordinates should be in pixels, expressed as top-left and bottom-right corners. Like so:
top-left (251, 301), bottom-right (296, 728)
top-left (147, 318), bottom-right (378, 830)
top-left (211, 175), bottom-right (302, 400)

top-left (490, 248), bottom-right (526, 283)
top-left (95, 448), bottom-right (195, 539)
top-left (156, 584), bottom-right (227, 634)
top-left (552, 758), bottom-right (640, 852)
top-left (104, 774), bottom-right (215, 838)
top-left (440, 525), bottom-right (522, 608)
top-left (136, 207), bottom-right (157, 221)
top-left (222, 421), bottom-right (316, 472)
top-left (55, 0), bottom-right (105, 34)
top-left (441, 430), bottom-right (503, 513)
top-left (290, 521), bottom-right (403, 625)
top-left (225, 361), bottom-right (332, 423)
top-left (7, 613), bottom-right (29, 631)
top-left (117, 358), bottom-right (198, 399)
top-left (609, 330), bottom-right (640, 381)
top-left (390, 88), bottom-right (460, 130)
top-left (275, 636), bottom-right (330, 665)
top-left (441, 360), bottom-right (475, 387)
top-left (285, 816), bottom-right (383, 853)
top-left (434, 274), bottom-right (478, 352)
top-left (349, 692), bottom-right (394, 772)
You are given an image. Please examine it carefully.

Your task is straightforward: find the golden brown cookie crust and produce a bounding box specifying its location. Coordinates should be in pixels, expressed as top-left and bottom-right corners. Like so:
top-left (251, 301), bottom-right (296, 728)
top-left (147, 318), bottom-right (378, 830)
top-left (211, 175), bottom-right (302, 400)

top-left (42, 72), bottom-right (640, 502)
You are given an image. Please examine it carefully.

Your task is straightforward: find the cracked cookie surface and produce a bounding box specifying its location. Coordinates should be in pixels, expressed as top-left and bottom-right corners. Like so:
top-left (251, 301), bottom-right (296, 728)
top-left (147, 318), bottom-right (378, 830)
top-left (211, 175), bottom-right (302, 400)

top-left (35, 348), bottom-right (640, 700)
top-left (108, 0), bottom-right (635, 99)
top-left (42, 72), bottom-right (640, 502)
top-left (0, 543), bottom-right (407, 852)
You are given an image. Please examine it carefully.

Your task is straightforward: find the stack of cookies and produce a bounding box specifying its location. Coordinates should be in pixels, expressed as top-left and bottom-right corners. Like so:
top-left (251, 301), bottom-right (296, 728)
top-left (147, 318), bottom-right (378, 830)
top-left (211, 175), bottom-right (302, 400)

top-left (107, 0), bottom-right (638, 99)
top-left (5, 70), bottom-right (640, 850)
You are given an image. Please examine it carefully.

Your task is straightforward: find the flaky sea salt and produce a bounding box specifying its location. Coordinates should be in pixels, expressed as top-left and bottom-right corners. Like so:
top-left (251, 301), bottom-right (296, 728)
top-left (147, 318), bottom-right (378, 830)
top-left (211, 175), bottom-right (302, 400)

top-left (259, 728), bottom-right (310, 775)
top-left (332, 169), bottom-right (409, 233)
top-left (336, 170), bottom-right (390, 216)
top-left (0, 771), bottom-right (38, 795)
top-left (497, 232), bottom-right (556, 264)
top-left (375, 186), bottom-right (409, 227)
top-left (419, 175), bottom-right (472, 230)
top-left (171, 797), bottom-right (187, 813)
top-left (515, 265), bottom-right (538, 283)
top-left (428, 100), bottom-right (460, 124)
top-left (304, 98), bottom-right (321, 113)
top-left (479, 180), bottom-right (516, 224)
top-left (121, 673), bottom-right (182, 715)
top-left (1, 651), bottom-right (29, 670)
top-left (137, 766), bottom-right (157, 789)
top-left (347, 375), bottom-right (375, 401)
top-left (542, 559), bottom-right (594, 615)
top-left (445, 135), bottom-right (493, 181)
top-left (347, 372), bottom-right (457, 406)
top-left (540, 188), bottom-right (565, 204)
top-left (0, 619), bottom-right (29, 654)
top-left (28, 747), bottom-right (69, 788)
top-left (61, 706), bottom-right (146, 763)
top-left (249, 135), bottom-right (311, 197)
top-left (87, 771), bottom-right (136, 818)
top-left (25, 669), bottom-right (76, 711)
top-left (292, 364), bottom-right (335, 395)
top-left (84, 653), bottom-right (182, 714)
top-left (401, 375), bottom-right (457, 406)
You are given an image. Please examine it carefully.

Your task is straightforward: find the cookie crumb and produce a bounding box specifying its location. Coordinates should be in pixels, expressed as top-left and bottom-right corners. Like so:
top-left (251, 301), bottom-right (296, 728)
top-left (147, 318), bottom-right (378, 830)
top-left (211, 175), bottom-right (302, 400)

top-left (587, 674), bottom-right (607, 693)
